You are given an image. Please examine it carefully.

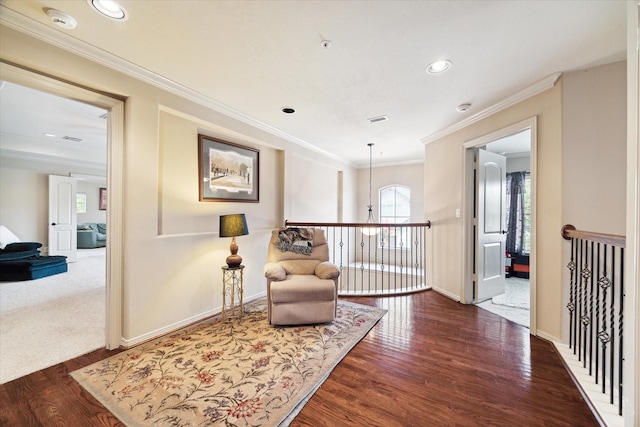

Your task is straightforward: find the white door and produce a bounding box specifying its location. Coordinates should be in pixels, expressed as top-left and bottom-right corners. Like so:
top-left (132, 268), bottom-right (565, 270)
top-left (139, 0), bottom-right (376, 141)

top-left (48, 175), bottom-right (77, 262)
top-left (475, 149), bottom-right (506, 302)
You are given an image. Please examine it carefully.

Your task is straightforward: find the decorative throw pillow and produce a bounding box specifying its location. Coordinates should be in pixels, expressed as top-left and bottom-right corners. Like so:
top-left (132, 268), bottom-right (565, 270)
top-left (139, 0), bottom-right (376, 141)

top-left (3, 242), bottom-right (42, 252)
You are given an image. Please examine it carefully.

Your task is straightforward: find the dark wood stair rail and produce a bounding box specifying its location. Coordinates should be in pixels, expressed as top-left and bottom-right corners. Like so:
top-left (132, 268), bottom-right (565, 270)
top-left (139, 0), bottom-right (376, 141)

top-left (561, 223), bottom-right (626, 247)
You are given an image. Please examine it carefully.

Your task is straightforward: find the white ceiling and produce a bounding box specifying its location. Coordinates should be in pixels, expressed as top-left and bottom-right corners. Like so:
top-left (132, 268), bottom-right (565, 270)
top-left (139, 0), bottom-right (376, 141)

top-left (0, 0), bottom-right (627, 167)
top-left (0, 81), bottom-right (108, 169)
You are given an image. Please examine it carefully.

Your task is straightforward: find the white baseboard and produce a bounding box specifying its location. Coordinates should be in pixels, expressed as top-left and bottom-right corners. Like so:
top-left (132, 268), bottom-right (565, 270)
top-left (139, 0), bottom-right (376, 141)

top-left (432, 287), bottom-right (461, 302)
top-left (553, 341), bottom-right (623, 427)
top-left (122, 291), bottom-right (268, 348)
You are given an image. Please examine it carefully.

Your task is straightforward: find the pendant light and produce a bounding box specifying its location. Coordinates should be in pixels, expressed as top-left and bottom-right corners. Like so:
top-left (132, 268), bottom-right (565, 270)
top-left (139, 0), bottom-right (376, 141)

top-left (362, 143), bottom-right (380, 236)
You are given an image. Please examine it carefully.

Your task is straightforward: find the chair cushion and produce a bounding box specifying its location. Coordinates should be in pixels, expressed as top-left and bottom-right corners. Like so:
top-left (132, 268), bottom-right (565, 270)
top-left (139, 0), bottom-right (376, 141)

top-left (270, 276), bottom-right (336, 304)
top-left (279, 259), bottom-right (321, 275)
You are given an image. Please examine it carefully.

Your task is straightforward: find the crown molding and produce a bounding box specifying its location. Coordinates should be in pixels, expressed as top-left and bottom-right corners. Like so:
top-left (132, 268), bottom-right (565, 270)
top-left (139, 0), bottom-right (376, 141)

top-left (0, 6), bottom-right (352, 167)
top-left (421, 72), bottom-right (561, 146)
top-left (356, 158), bottom-right (424, 169)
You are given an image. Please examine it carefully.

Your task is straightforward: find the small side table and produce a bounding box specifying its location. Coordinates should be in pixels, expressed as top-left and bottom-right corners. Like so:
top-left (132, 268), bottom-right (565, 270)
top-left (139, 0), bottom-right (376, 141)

top-left (221, 265), bottom-right (244, 318)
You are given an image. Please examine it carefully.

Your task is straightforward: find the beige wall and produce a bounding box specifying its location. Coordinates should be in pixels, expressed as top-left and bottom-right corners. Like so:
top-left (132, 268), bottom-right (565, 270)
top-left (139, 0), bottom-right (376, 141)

top-left (0, 25), bottom-right (356, 344)
top-left (0, 166), bottom-right (47, 243)
top-left (77, 181), bottom-right (107, 224)
top-left (0, 159), bottom-right (106, 245)
top-left (425, 81), bottom-right (564, 339)
top-left (425, 62), bottom-right (627, 341)
top-left (356, 162), bottom-right (425, 224)
top-left (562, 61), bottom-right (627, 235)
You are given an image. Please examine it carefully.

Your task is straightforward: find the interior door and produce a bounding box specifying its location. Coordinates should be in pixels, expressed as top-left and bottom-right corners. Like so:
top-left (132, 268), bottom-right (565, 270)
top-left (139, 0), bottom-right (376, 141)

top-left (48, 175), bottom-right (77, 262)
top-left (475, 149), bottom-right (506, 302)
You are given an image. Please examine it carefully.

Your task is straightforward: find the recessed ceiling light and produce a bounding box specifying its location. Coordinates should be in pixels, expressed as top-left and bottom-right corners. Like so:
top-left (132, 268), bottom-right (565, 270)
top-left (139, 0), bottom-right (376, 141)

top-left (281, 107), bottom-right (295, 114)
top-left (88, 0), bottom-right (128, 21)
top-left (426, 59), bottom-right (451, 74)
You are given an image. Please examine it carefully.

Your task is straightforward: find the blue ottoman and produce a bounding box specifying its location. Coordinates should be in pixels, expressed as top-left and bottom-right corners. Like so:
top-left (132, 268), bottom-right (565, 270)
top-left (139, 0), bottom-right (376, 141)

top-left (0, 255), bottom-right (68, 281)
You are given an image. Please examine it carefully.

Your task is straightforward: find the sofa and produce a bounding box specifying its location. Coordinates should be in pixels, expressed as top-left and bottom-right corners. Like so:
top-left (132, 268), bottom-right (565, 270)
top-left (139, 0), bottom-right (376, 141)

top-left (77, 223), bottom-right (106, 248)
top-left (0, 242), bottom-right (68, 281)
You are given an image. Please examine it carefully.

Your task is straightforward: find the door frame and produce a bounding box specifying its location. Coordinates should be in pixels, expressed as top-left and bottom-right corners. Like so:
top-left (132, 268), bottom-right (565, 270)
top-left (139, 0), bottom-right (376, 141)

top-left (461, 116), bottom-right (538, 335)
top-left (1, 61), bottom-right (124, 349)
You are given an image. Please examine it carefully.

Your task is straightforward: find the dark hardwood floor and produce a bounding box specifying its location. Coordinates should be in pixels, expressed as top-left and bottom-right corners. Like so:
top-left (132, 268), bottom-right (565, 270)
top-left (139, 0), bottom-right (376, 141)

top-left (0, 291), bottom-right (598, 426)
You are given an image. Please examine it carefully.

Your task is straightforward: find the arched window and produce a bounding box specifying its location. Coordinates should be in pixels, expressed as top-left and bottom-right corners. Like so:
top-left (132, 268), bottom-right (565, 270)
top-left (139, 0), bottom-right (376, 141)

top-left (379, 185), bottom-right (411, 248)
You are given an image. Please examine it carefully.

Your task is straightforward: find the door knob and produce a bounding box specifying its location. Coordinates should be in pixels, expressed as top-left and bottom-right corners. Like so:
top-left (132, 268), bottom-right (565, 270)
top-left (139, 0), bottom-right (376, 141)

top-left (51, 222), bottom-right (57, 226)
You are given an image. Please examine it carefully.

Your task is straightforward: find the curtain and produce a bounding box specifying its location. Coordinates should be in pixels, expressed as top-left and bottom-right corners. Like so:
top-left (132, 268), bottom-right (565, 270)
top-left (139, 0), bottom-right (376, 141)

top-left (505, 172), bottom-right (527, 254)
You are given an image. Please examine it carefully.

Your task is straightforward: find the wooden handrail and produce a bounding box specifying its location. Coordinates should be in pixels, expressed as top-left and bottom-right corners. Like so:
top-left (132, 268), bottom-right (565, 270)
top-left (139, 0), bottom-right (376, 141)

top-left (285, 220), bottom-right (431, 229)
top-left (561, 224), bottom-right (625, 247)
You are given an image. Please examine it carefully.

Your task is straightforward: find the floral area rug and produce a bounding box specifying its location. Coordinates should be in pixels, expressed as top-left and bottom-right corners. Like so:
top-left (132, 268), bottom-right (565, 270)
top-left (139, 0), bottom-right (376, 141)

top-left (71, 299), bottom-right (386, 426)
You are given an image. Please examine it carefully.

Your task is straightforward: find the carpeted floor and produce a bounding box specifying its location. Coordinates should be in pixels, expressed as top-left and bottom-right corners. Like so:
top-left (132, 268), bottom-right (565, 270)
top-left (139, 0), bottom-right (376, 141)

top-left (476, 277), bottom-right (530, 328)
top-left (0, 248), bottom-right (106, 384)
top-left (71, 299), bottom-right (386, 427)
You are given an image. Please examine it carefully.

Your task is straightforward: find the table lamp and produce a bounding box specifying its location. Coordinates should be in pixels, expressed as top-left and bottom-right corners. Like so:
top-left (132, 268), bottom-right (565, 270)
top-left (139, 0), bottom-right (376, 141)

top-left (219, 214), bottom-right (249, 268)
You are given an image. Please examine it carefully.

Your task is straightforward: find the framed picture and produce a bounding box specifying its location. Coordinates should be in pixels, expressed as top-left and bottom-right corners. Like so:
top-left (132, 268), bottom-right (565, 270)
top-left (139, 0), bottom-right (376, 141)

top-left (198, 134), bottom-right (259, 202)
top-left (99, 187), bottom-right (107, 210)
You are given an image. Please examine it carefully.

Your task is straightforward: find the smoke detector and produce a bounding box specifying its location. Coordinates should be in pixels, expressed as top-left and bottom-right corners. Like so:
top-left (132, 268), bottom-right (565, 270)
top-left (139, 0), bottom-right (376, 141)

top-left (46, 9), bottom-right (77, 30)
top-left (456, 103), bottom-right (472, 112)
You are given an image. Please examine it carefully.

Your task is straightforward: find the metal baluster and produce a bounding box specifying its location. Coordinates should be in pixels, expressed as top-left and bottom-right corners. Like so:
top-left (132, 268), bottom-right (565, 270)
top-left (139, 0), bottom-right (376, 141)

top-left (374, 228), bottom-right (378, 293)
top-left (595, 243), bottom-right (601, 384)
top-left (581, 241), bottom-right (592, 367)
top-left (609, 248), bottom-right (615, 404)
top-left (394, 225), bottom-right (398, 291)
top-left (588, 241), bottom-right (594, 372)
top-left (598, 245), bottom-right (610, 395)
top-left (618, 247), bottom-right (624, 415)
top-left (380, 230), bottom-right (385, 293)
top-left (577, 239), bottom-right (583, 360)
top-left (567, 238), bottom-right (576, 350)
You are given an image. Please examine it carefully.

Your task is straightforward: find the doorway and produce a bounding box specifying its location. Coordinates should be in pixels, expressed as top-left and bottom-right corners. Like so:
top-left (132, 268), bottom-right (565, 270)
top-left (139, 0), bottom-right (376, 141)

top-left (462, 117), bottom-right (537, 334)
top-left (0, 61), bottom-right (124, 351)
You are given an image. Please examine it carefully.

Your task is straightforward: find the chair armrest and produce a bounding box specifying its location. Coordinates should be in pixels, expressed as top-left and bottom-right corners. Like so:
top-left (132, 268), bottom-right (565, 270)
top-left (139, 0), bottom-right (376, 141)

top-left (264, 262), bottom-right (286, 281)
top-left (315, 262), bottom-right (340, 280)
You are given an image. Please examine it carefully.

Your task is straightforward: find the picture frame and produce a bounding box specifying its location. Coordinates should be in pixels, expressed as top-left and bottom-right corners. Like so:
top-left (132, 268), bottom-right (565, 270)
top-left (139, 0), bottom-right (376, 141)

top-left (198, 134), bottom-right (259, 202)
top-left (99, 187), bottom-right (107, 210)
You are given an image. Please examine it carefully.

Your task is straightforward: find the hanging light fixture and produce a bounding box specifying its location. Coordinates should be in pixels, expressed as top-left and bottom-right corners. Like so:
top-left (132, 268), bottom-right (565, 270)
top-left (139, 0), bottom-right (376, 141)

top-left (362, 143), bottom-right (380, 236)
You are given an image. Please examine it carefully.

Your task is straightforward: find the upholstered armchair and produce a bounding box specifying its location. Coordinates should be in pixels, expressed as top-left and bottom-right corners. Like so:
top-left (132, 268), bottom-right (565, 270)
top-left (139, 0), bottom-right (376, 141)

top-left (264, 228), bottom-right (340, 326)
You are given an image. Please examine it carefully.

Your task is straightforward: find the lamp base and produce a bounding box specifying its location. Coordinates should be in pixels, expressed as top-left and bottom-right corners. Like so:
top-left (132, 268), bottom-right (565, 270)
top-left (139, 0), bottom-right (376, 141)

top-left (226, 254), bottom-right (243, 268)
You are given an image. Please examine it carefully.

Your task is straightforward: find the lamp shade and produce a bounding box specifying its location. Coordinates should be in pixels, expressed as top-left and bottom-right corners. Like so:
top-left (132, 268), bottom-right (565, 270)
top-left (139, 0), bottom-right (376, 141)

top-left (219, 214), bottom-right (249, 238)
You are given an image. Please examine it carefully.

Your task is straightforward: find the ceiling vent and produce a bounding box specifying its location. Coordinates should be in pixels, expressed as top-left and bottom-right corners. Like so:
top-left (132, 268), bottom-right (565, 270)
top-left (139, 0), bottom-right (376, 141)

top-left (62, 136), bottom-right (83, 142)
top-left (367, 115), bottom-right (388, 124)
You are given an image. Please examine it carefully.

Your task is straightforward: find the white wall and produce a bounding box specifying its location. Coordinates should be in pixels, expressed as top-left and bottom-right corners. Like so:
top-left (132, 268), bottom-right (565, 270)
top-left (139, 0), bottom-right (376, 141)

top-left (506, 156), bottom-right (530, 173)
